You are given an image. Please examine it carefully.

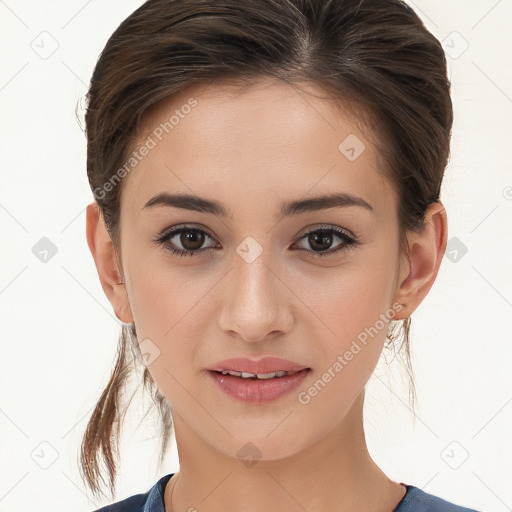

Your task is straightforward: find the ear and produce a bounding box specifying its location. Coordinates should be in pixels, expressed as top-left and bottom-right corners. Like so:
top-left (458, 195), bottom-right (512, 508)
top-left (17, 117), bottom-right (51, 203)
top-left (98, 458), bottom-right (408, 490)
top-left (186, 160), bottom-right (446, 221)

top-left (391, 201), bottom-right (448, 320)
top-left (86, 201), bottom-right (134, 324)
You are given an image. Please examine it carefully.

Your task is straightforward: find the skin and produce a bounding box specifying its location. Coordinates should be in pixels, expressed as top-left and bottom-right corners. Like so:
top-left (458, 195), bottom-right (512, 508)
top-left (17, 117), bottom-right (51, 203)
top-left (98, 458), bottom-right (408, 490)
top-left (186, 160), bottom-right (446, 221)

top-left (86, 78), bottom-right (447, 512)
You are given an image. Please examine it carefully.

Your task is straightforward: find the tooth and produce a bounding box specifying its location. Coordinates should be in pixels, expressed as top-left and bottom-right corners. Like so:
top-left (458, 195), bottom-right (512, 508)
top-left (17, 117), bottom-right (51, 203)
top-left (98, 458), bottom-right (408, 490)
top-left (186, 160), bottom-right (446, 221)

top-left (255, 372), bottom-right (276, 379)
top-left (219, 369), bottom-right (297, 379)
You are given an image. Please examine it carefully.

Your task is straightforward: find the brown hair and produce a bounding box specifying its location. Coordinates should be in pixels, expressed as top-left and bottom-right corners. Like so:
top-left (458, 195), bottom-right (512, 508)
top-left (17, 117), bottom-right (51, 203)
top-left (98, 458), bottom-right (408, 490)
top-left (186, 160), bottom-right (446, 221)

top-left (80, 0), bottom-right (453, 500)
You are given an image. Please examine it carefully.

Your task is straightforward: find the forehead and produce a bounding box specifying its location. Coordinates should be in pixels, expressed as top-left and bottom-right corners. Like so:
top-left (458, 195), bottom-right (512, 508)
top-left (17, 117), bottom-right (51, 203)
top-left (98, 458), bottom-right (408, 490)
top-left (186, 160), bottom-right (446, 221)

top-left (121, 77), bottom-right (396, 218)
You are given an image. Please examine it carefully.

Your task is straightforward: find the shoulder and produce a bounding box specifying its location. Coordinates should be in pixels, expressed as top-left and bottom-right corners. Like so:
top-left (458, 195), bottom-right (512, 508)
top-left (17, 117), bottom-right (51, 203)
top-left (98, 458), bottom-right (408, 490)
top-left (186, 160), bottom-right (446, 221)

top-left (89, 473), bottom-right (174, 512)
top-left (395, 485), bottom-right (483, 512)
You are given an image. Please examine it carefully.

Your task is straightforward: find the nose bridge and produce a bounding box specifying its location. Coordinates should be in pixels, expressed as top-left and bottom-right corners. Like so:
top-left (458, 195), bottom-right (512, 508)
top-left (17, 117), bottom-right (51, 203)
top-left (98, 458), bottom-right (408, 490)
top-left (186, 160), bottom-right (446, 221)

top-left (219, 238), bottom-right (290, 340)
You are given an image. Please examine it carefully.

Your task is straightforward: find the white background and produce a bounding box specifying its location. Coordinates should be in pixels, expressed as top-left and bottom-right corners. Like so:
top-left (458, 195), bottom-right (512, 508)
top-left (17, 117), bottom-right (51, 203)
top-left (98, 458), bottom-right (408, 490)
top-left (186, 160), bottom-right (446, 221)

top-left (0, 1), bottom-right (511, 511)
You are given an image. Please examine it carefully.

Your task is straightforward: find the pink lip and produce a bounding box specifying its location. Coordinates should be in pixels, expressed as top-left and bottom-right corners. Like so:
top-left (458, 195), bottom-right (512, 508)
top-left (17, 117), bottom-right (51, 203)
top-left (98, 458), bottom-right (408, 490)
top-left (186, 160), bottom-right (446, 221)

top-left (207, 368), bottom-right (310, 404)
top-left (207, 356), bottom-right (309, 374)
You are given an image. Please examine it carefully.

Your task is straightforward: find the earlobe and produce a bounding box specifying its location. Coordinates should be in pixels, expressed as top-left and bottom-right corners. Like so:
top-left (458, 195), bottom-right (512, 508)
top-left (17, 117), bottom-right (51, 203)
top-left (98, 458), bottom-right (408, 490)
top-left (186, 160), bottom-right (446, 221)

top-left (391, 202), bottom-right (448, 320)
top-left (85, 201), bottom-right (134, 323)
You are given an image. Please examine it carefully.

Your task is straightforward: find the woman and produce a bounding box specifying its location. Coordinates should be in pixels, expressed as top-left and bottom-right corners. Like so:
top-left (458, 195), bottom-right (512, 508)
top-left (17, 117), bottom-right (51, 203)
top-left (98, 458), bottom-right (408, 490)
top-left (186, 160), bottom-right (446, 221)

top-left (81, 0), bottom-right (482, 510)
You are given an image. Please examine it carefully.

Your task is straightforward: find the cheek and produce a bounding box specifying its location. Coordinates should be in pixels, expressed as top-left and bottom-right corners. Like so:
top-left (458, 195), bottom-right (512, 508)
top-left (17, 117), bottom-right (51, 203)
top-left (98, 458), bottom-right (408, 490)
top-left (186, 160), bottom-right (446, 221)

top-left (295, 247), bottom-right (398, 375)
top-left (125, 255), bottom-right (214, 373)
top-left (305, 288), bottom-right (389, 378)
top-left (127, 247), bottom-right (209, 329)
top-left (298, 241), bottom-right (396, 320)
top-left (294, 280), bottom-right (393, 416)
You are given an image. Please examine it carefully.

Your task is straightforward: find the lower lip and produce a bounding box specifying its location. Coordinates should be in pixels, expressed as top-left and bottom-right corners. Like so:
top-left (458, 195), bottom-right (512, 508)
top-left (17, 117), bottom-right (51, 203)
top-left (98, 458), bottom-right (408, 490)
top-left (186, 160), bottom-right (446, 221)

top-left (207, 369), bottom-right (310, 404)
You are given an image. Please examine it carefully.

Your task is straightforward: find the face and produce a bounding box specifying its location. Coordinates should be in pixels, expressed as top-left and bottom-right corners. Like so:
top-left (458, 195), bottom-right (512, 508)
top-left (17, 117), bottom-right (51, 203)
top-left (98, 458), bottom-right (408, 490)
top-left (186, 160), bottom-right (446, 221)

top-left (94, 78), bottom-right (422, 461)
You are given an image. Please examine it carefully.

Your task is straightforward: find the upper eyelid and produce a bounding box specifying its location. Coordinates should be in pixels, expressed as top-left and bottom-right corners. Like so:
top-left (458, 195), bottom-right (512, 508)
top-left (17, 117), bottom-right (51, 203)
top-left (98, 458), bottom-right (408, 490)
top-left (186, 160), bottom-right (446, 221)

top-left (157, 224), bottom-right (216, 242)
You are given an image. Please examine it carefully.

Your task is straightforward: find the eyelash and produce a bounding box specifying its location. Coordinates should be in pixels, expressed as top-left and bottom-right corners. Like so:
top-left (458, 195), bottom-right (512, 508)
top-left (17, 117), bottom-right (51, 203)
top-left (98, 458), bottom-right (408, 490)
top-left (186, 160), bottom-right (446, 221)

top-left (154, 224), bottom-right (359, 259)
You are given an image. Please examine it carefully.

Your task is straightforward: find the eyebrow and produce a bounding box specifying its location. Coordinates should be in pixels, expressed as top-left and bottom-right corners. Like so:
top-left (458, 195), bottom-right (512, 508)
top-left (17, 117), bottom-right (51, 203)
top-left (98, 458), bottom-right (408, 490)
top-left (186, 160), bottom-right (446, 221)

top-left (142, 191), bottom-right (374, 219)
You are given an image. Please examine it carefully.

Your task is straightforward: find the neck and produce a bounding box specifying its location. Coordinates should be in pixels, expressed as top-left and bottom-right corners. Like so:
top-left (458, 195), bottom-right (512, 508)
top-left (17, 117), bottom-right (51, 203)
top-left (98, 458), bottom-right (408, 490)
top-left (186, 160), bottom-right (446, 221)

top-left (164, 390), bottom-right (406, 512)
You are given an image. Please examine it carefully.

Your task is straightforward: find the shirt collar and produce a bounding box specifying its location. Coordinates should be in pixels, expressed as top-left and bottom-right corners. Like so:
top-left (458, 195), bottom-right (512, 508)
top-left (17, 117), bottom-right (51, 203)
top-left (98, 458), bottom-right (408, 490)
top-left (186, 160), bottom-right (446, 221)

top-left (142, 473), bottom-right (174, 512)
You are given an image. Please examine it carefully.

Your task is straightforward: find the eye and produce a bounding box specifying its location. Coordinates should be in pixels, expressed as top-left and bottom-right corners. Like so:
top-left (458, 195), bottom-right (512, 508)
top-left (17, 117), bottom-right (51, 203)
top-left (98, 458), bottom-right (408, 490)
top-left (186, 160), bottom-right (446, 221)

top-left (155, 225), bottom-right (218, 257)
top-left (292, 225), bottom-right (359, 258)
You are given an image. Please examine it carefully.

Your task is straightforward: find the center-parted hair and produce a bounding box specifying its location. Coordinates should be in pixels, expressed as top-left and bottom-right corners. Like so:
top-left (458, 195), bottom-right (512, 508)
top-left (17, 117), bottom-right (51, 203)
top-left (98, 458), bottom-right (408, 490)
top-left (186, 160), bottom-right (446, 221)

top-left (81, 0), bottom-right (453, 499)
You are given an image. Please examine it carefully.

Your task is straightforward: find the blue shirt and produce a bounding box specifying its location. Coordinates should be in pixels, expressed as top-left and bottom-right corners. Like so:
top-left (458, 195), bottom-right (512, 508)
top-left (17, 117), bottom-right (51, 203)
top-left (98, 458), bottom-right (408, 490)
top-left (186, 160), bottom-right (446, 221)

top-left (90, 473), bottom-right (483, 512)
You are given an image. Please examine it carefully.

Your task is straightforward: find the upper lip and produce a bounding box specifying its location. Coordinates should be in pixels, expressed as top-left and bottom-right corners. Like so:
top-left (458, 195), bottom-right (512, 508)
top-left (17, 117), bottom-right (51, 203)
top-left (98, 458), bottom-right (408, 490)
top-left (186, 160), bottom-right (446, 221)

top-left (208, 356), bottom-right (310, 374)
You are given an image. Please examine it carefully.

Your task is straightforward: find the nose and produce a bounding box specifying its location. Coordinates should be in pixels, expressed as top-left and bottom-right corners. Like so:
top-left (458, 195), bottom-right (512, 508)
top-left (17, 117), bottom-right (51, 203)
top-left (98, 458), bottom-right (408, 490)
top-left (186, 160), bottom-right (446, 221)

top-left (218, 249), bottom-right (294, 343)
